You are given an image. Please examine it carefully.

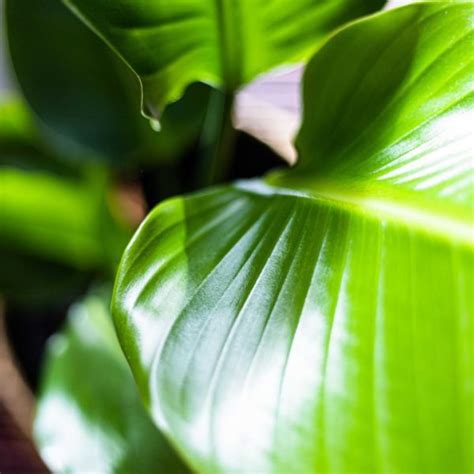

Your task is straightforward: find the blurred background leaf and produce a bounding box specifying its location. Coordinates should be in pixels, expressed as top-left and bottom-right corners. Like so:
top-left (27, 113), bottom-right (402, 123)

top-left (0, 164), bottom-right (132, 305)
top-left (0, 96), bottom-right (37, 147)
top-left (0, 94), bottom-right (132, 307)
top-left (34, 289), bottom-right (190, 473)
top-left (6, 0), bottom-right (144, 162)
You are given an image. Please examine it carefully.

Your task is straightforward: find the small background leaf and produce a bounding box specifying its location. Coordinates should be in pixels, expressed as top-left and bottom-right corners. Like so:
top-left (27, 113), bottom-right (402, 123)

top-left (35, 289), bottom-right (190, 474)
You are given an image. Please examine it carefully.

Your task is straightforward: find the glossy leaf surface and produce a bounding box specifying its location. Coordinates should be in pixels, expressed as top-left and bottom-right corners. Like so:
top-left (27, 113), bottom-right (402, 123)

top-left (35, 291), bottom-right (189, 473)
top-left (113, 3), bottom-right (474, 473)
top-left (64, 0), bottom-right (384, 117)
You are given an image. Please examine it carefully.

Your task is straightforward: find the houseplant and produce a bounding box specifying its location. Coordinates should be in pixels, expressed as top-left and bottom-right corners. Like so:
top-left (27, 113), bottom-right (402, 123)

top-left (1, 0), bottom-right (472, 472)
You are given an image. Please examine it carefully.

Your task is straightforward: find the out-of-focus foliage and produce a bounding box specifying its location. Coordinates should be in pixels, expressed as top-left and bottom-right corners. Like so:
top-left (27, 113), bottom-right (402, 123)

top-left (35, 290), bottom-right (190, 473)
top-left (0, 96), bottom-right (130, 306)
top-left (0, 97), bottom-right (36, 147)
top-left (0, 97), bottom-right (68, 172)
top-left (0, 163), bottom-right (131, 304)
top-left (112, 4), bottom-right (474, 472)
top-left (1, 166), bottom-right (130, 269)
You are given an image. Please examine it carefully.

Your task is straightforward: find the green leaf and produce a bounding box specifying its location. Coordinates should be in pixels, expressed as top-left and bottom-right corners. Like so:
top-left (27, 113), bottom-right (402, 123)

top-left (5, 0), bottom-right (142, 161)
top-left (0, 96), bottom-right (37, 148)
top-left (0, 249), bottom-right (89, 308)
top-left (0, 97), bottom-right (97, 306)
top-left (63, 0), bottom-right (384, 118)
top-left (133, 82), bottom-right (212, 165)
top-left (5, 0), bottom-right (211, 163)
top-left (0, 166), bottom-right (130, 270)
top-left (0, 97), bottom-right (129, 305)
top-left (0, 96), bottom-right (83, 175)
top-left (113, 3), bottom-right (474, 473)
top-left (35, 290), bottom-right (189, 473)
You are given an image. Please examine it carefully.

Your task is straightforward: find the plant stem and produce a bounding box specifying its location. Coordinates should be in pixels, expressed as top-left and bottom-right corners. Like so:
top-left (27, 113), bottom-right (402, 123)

top-left (197, 89), bottom-right (236, 187)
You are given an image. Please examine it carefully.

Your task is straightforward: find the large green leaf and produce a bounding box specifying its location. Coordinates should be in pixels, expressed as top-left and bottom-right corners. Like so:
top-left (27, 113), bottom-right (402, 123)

top-left (113, 3), bottom-right (473, 473)
top-left (64, 0), bottom-right (384, 118)
top-left (5, 0), bottom-right (211, 163)
top-left (35, 290), bottom-right (189, 473)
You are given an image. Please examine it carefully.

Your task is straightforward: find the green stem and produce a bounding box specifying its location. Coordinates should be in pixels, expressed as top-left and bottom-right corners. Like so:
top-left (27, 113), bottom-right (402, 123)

top-left (197, 89), bottom-right (236, 187)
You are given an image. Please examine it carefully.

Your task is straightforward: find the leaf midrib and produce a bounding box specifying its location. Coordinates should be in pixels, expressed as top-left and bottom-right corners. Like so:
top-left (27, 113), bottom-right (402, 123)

top-left (238, 179), bottom-right (474, 246)
top-left (214, 0), bottom-right (242, 89)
